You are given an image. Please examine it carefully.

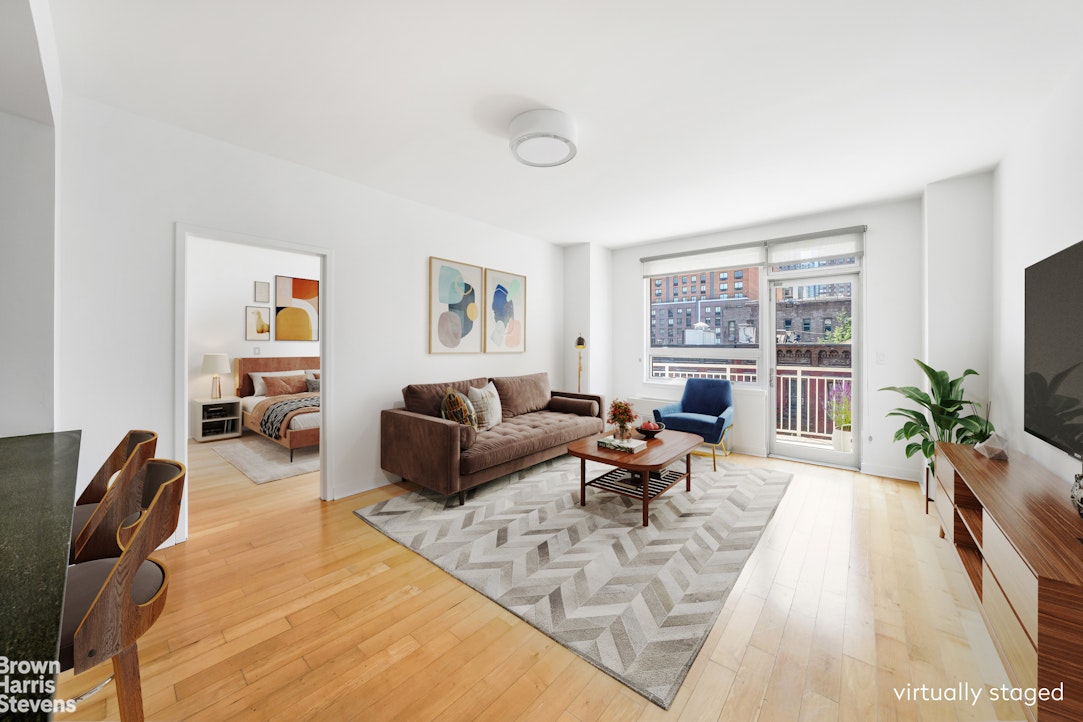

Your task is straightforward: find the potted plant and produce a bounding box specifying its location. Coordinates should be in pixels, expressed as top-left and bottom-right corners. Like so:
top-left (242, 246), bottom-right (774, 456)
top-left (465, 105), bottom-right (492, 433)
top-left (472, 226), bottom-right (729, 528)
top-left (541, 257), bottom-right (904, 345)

top-left (881, 359), bottom-right (994, 473)
top-left (607, 399), bottom-right (638, 440)
top-left (825, 380), bottom-right (852, 452)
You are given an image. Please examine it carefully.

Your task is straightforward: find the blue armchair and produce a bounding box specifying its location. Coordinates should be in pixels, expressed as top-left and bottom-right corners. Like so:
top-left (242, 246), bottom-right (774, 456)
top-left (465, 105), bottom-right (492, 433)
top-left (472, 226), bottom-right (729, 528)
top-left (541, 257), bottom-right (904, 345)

top-left (653, 378), bottom-right (735, 470)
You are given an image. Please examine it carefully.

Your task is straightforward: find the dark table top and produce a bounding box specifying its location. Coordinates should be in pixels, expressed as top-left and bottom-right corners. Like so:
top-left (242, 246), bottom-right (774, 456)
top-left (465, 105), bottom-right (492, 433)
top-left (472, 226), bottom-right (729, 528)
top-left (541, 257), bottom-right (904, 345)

top-left (0, 430), bottom-right (80, 721)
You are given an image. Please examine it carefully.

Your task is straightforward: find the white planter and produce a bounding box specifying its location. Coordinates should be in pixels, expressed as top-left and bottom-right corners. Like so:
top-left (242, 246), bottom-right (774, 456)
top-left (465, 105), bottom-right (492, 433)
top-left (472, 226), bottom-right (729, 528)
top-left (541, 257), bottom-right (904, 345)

top-left (832, 428), bottom-right (852, 453)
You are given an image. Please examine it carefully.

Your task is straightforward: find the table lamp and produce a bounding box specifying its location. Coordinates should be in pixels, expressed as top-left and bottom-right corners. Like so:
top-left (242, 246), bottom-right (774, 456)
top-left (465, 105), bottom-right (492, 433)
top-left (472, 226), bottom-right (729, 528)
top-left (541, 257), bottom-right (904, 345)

top-left (201, 353), bottom-right (232, 399)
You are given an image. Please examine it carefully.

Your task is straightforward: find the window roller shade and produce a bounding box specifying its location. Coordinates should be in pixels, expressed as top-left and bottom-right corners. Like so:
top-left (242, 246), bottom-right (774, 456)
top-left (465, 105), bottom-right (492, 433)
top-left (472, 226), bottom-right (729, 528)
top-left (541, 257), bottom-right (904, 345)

top-left (640, 225), bottom-right (865, 277)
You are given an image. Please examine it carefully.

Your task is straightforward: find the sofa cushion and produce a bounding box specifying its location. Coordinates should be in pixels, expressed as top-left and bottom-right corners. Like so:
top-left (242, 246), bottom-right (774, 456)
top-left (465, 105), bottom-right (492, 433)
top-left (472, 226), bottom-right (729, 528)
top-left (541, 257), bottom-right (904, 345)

top-left (460, 410), bottom-right (603, 475)
top-left (468, 381), bottom-right (502, 431)
top-left (491, 372), bottom-right (551, 418)
top-left (548, 396), bottom-right (598, 418)
top-left (403, 377), bottom-right (488, 417)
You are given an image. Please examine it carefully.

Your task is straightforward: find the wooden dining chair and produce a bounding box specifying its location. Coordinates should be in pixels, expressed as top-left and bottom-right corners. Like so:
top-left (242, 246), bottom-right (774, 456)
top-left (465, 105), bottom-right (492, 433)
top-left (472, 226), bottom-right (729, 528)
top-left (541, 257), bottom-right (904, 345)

top-left (60, 458), bottom-right (186, 722)
top-left (71, 432), bottom-right (158, 564)
top-left (75, 430), bottom-right (158, 506)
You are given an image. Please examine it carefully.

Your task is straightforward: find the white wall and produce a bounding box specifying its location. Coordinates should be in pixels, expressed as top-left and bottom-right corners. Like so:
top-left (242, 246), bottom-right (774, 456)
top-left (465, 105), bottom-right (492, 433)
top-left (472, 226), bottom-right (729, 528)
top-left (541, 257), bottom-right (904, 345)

top-left (187, 237), bottom-right (320, 399)
top-left (610, 197), bottom-right (926, 481)
top-left (54, 95), bottom-right (566, 500)
top-left (924, 171), bottom-right (995, 405)
top-left (561, 243), bottom-right (613, 399)
top-left (994, 63), bottom-right (1083, 483)
top-left (0, 110), bottom-right (54, 436)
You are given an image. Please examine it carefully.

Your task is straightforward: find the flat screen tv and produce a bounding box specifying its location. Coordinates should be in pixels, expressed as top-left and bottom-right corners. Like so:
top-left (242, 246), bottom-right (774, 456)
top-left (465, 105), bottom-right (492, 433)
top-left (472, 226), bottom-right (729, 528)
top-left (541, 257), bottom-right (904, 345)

top-left (1024, 239), bottom-right (1083, 460)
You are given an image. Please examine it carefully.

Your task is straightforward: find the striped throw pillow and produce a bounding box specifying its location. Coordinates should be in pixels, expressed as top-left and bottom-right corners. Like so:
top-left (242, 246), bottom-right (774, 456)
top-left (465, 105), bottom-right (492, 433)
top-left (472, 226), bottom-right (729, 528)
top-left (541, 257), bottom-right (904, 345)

top-left (468, 382), bottom-right (502, 431)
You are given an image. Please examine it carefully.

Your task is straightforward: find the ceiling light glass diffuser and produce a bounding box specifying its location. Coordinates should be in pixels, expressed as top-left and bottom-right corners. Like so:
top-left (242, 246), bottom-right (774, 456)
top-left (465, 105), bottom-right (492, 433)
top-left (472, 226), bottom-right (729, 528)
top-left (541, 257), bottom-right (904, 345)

top-left (509, 109), bottom-right (577, 167)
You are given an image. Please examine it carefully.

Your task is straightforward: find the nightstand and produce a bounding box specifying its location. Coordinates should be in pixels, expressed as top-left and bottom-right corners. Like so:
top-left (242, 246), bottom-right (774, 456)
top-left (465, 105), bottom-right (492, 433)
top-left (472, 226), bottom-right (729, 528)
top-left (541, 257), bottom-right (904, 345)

top-left (190, 397), bottom-right (243, 441)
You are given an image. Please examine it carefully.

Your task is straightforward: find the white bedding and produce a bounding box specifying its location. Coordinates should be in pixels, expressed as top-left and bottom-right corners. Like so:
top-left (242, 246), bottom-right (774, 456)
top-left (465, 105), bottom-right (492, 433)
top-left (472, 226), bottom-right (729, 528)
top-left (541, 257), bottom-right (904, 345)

top-left (242, 395), bottom-right (321, 431)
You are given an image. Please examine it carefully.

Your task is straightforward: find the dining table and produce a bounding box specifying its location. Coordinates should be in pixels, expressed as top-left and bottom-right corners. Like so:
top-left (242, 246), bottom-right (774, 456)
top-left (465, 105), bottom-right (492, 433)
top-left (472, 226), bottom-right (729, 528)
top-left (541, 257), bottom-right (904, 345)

top-left (0, 430), bottom-right (81, 721)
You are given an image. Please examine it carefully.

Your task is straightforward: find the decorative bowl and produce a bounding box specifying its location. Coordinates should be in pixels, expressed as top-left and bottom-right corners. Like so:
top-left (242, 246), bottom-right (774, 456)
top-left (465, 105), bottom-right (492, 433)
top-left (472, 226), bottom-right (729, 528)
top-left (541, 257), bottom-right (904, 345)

top-left (637, 422), bottom-right (665, 439)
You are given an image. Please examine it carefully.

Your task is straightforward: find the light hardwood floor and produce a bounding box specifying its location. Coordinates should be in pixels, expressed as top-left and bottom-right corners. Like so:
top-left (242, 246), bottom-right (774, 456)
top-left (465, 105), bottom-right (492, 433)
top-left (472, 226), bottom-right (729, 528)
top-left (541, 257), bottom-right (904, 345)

top-left (55, 442), bottom-right (1028, 721)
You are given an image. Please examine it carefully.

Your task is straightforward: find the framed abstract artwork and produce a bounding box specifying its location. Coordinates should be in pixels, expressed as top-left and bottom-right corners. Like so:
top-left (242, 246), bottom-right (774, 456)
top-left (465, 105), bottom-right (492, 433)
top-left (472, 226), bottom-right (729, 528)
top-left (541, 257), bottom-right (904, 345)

top-left (245, 306), bottom-right (271, 341)
top-left (484, 268), bottom-right (526, 353)
top-left (275, 275), bottom-right (320, 341)
top-left (429, 257), bottom-right (483, 353)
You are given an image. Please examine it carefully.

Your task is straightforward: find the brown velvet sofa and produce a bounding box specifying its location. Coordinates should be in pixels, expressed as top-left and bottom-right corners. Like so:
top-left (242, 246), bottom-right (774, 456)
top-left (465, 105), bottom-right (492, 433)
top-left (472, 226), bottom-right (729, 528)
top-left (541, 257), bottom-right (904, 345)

top-left (380, 372), bottom-right (604, 503)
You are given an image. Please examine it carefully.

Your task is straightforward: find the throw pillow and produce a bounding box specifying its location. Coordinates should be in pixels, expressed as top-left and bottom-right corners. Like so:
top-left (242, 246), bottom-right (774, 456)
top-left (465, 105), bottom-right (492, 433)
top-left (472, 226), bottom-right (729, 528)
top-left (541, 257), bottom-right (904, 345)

top-left (491, 372), bottom-right (551, 418)
top-left (250, 370), bottom-right (304, 396)
top-left (441, 388), bottom-right (478, 429)
top-left (264, 374), bottom-right (307, 396)
top-left (549, 396), bottom-right (598, 418)
top-left (306, 377), bottom-right (321, 392)
top-left (468, 382), bottom-right (502, 431)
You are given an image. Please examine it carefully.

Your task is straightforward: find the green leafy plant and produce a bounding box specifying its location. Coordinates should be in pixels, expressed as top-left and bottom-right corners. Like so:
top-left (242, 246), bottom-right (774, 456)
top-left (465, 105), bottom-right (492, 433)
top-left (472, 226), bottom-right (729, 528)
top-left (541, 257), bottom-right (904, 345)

top-left (881, 359), bottom-right (994, 471)
top-left (821, 310), bottom-right (852, 344)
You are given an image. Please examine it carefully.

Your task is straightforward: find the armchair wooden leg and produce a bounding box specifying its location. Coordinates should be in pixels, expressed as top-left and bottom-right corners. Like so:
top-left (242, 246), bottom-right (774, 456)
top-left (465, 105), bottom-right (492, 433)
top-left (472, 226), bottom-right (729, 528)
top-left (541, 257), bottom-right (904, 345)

top-left (112, 644), bottom-right (145, 722)
top-left (711, 444), bottom-right (717, 471)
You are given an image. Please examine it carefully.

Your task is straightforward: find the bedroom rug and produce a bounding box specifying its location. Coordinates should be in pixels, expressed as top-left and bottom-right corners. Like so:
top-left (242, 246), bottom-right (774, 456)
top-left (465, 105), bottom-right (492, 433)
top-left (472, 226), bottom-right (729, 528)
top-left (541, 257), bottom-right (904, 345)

top-left (354, 454), bottom-right (792, 708)
top-left (212, 434), bottom-right (319, 483)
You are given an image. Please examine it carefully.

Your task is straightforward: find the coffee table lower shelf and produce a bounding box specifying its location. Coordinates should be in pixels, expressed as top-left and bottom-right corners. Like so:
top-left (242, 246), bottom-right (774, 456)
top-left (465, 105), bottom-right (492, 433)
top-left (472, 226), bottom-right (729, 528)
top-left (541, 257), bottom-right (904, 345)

top-left (581, 466), bottom-right (690, 526)
top-left (585, 468), bottom-right (685, 498)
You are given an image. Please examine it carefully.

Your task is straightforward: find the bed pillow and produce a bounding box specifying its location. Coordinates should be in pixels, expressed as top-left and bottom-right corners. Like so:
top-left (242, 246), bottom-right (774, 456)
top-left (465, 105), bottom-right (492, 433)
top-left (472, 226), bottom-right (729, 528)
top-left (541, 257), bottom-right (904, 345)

top-left (250, 370), bottom-right (306, 396)
top-left (263, 374), bottom-right (307, 396)
top-left (306, 378), bottom-right (321, 392)
top-left (440, 388), bottom-right (477, 429)
top-left (468, 382), bottom-right (502, 431)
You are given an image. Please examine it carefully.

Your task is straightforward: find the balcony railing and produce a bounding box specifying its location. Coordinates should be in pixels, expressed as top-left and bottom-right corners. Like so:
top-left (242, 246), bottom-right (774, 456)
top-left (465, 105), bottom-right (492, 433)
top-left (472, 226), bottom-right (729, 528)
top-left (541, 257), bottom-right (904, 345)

top-left (776, 366), bottom-right (851, 444)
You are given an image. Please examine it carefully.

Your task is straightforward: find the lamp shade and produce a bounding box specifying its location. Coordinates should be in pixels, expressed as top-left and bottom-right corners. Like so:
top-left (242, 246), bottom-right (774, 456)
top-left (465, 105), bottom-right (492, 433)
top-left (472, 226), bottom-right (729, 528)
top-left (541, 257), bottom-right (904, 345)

top-left (575, 334), bottom-right (586, 349)
top-left (201, 353), bottom-right (231, 375)
top-left (510, 109), bottom-right (577, 167)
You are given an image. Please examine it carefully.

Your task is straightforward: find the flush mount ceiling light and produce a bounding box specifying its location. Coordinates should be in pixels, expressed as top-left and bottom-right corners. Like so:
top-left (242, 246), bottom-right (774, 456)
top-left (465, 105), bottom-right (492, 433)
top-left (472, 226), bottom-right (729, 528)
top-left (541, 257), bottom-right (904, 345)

top-left (509, 109), bottom-right (577, 167)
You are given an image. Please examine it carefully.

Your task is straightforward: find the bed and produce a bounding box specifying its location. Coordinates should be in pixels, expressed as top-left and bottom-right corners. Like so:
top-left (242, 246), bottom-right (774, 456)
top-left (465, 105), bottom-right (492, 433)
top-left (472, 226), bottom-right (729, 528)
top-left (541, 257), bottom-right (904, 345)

top-left (234, 356), bottom-right (321, 461)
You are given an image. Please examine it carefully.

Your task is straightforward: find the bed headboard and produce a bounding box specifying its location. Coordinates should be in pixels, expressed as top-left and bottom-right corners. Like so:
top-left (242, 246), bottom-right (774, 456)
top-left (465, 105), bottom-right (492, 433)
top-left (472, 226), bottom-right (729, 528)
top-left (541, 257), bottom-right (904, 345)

top-left (234, 356), bottom-right (320, 397)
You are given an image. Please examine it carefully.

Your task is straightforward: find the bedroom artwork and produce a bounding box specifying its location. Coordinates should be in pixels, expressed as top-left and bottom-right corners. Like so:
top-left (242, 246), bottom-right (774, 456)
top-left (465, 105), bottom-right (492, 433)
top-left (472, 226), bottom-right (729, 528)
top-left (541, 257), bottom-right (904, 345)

top-left (429, 257), bottom-right (483, 353)
top-left (245, 306), bottom-right (271, 341)
top-left (484, 267), bottom-right (526, 353)
top-left (254, 280), bottom-right (270, 303)
top-left (275, 275), bottom-right (320, 341)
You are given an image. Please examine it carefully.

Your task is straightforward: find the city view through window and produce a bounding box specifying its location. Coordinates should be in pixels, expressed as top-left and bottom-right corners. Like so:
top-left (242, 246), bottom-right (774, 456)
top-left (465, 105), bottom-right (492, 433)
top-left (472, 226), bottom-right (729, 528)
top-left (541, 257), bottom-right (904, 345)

top-left (647, 263), bottom-right (855, 451)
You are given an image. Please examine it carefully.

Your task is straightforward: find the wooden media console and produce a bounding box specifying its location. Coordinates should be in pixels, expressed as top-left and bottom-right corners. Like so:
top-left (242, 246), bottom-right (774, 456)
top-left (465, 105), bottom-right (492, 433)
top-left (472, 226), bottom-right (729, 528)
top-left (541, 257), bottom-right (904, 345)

top-left (934, 441), bottom-right (1083, 721)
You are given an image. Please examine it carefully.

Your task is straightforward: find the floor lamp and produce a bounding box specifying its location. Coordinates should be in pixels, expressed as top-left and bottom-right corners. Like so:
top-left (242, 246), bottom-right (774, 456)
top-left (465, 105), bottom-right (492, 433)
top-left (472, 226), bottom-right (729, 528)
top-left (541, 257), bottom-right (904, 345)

top-left (575, 333), bottom-right (586, 393)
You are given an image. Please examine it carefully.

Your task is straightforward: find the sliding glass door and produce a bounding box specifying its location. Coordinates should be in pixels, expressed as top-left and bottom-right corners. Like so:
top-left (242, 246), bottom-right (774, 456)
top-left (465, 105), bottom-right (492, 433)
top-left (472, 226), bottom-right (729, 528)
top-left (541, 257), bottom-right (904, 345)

top-left (769, 273), bottom-right (858, 467)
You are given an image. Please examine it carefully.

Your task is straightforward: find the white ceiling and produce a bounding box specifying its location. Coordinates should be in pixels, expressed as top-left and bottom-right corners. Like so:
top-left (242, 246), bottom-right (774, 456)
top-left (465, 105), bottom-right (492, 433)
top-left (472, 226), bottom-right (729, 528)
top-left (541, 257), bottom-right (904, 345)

top-left (47, 0), bottom-right (1083, 247)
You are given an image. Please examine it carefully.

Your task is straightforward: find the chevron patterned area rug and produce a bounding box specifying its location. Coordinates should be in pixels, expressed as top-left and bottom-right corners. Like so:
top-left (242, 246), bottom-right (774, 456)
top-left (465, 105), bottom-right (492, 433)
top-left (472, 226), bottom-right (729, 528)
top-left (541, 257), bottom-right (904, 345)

top-left (354, 454), bottom-right (792, 709)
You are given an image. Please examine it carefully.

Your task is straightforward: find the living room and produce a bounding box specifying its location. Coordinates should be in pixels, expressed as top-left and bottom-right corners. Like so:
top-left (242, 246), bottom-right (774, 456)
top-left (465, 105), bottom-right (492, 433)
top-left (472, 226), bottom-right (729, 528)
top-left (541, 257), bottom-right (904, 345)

top-left (5, 1), bottom-right (1083, 719)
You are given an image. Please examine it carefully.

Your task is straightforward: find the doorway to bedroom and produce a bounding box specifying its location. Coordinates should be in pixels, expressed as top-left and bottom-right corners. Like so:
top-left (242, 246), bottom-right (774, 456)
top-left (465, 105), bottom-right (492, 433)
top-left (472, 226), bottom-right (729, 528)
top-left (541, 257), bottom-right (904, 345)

top-left (175, 225), bottom-right (331, 541)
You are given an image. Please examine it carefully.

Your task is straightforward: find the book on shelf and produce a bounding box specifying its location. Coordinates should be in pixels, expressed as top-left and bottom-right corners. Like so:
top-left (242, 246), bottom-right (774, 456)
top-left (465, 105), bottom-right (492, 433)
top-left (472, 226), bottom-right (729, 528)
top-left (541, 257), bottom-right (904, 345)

top-left (598, 437), bottom-right (647, 453)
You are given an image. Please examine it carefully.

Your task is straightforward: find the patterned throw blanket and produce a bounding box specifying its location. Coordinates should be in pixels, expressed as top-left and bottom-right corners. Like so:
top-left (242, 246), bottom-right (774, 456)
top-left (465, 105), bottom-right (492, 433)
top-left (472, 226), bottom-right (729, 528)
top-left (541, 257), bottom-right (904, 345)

top-left (253, 392), bottom-right (320, 439)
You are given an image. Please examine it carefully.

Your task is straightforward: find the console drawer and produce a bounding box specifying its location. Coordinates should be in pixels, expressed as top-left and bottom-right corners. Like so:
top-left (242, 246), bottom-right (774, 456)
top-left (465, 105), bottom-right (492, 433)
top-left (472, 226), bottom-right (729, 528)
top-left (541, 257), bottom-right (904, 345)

top-left (983, 563), bottom-right (1038, 692)
top-left (934, 478), bottom-right (955, 543)
top-left (983, 512), bottom-right (1038, 644)
top-left (934, 454), bottom-right (956, 503)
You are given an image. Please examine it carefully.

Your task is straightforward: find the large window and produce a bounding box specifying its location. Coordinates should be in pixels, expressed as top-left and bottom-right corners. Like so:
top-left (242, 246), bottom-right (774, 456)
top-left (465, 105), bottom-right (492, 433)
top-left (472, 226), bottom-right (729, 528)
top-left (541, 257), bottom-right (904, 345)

top-left (641, 225), bottom-right (865, 386)
top-left (645, 264), bottom-right (761, 381)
